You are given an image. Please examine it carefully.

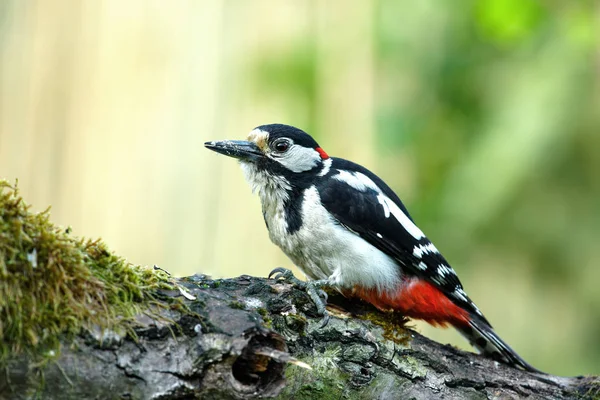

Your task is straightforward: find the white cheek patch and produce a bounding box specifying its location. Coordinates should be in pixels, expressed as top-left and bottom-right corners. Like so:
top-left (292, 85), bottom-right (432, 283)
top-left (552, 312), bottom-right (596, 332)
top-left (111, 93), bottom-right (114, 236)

top-left (377, 194), bottom-right (425, 239)
top-left (276, 145), bottom-right (322, 173)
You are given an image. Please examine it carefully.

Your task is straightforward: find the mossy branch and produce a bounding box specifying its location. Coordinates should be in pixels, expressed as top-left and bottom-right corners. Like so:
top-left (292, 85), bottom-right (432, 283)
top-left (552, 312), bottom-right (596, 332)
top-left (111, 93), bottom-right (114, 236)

top-left (1, 181), bottom-right (598, 399)
top-left (0, 181), bottom-right (174, 362)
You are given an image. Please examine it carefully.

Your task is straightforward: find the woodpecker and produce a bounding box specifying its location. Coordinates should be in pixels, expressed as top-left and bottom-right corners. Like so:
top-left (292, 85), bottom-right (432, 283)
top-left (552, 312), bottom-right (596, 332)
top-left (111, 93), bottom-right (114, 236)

top-left (205, 123), bottom-right (540, 373)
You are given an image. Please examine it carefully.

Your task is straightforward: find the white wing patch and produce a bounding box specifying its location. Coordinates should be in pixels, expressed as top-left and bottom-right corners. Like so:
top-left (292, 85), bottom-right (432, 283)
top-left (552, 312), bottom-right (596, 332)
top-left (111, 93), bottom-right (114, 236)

top-left (334, 169), bottom-right (425, 240)
top-left (333, 170), bottom-right (380, 192)
top-left (453, 287), bottom-right (468, 302)
top-left (378, 194), bottom-right (425, 239)
top-left (436, 264), bottom-right (454, 278)
top-left (378, 194), bottom-right (391, 218)
top-left (412, 242), bottom-right (439, 258)
top-left (431, 276), bottom-right (444, 286)
top-left (453, 287), bottom-right (483, 316)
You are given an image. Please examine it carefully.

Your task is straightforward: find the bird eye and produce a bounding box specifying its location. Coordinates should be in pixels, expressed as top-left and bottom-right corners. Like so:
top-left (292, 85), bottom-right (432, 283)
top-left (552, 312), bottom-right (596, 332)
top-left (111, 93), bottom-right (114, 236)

top-left (273, 139), bottom-right (290, 153)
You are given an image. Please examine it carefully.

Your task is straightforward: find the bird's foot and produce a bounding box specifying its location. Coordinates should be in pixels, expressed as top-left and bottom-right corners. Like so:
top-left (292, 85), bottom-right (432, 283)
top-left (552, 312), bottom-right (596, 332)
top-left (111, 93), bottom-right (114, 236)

top-left (268, 267), bottom-right (331, 327)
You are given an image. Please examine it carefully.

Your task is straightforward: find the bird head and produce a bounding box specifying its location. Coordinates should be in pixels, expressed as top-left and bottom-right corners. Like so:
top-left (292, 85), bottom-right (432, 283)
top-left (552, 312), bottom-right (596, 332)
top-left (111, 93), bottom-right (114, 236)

top-left (205, 124), bottom-right (330, 187)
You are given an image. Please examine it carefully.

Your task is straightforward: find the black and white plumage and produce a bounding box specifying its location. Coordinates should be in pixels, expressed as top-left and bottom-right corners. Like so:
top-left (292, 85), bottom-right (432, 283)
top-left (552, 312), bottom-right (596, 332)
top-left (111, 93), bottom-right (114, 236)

top-left (205, 123), bottom-right (540, 373)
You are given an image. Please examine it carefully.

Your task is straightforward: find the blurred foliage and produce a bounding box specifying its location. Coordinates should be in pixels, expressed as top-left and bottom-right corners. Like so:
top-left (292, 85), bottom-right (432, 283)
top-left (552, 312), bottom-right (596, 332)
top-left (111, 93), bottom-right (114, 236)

top-left (476, 0), bottom-right (546, 44)
top-left (252, 44), bottom-right (319, 137)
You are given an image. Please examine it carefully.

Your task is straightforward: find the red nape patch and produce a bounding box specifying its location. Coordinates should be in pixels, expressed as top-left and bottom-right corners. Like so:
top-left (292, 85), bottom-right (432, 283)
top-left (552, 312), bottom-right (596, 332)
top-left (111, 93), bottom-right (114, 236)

top-left (315, 147), bottom-right (329, 160)
top-left (352, 280), bottom-right (469, 327)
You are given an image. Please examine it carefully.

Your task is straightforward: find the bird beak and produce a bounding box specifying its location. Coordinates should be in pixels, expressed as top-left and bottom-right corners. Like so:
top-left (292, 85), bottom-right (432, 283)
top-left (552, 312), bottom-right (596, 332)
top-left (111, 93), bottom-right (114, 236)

top-left (204, 140), bottom-right (264, 161)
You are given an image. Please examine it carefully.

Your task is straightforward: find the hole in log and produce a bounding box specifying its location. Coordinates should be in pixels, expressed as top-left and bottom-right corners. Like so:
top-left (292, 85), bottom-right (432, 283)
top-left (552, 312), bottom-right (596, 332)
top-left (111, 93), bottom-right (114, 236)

top-left (231, 329), bottom-right (287, 389)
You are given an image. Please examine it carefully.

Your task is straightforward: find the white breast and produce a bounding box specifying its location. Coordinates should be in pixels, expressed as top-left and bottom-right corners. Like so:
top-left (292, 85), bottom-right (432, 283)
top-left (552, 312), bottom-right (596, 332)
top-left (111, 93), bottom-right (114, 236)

top-left (265, 185), bottom-right (402, 293)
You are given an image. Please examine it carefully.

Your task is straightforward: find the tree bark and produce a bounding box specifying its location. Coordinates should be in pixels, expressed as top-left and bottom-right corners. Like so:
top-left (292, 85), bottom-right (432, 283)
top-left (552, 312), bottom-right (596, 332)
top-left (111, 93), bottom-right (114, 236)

top-left (1, 275), bottom-right (597, 400)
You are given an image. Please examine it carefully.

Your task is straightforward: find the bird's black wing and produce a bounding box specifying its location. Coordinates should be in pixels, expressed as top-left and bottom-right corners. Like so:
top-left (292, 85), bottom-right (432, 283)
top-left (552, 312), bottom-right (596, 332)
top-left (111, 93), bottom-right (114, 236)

top-left (317, 162), bottom-right (488, 324)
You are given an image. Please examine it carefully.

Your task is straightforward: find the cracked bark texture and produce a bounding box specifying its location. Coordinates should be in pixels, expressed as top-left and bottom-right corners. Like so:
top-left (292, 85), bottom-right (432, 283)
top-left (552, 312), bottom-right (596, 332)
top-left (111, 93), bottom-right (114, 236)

top-left (1, 275), bottom-right (598, 400)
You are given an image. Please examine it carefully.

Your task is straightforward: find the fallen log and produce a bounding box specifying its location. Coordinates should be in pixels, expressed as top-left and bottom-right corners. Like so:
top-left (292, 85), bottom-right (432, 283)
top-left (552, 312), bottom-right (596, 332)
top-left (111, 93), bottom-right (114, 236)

top-left (2, 274), bottom-right (598, 399)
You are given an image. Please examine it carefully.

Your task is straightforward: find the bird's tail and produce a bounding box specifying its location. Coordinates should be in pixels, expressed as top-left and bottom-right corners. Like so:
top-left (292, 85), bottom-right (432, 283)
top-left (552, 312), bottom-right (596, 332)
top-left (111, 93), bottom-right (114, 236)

top-left (454, 317), bottom-right (543, 373)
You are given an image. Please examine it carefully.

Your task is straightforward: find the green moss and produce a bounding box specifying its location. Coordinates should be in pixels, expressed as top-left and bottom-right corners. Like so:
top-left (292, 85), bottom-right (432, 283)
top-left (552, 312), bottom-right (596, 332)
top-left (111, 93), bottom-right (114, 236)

top-left (360, 311), bottom-right (411, 345)
top-left (276, 347), bottom-right (350, 400)
top-left (256, 307), bottom-right (268, 317)
top-left (229, 301), bottom-right (245, 310)
top-left (580, 379), bottom-right (600, 400)
top-left (0, 181), bottom-right (175, 363)
top-left (255, 308), bottom-right (272, 328)
top-left (284, 314), bottom-right (307, 335)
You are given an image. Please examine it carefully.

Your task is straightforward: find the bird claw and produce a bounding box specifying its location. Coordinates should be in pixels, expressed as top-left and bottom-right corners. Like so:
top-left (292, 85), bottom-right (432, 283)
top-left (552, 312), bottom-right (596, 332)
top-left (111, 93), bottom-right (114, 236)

top-left (268, 267), bottom-right (305, 287)
top-left (317, 289), bottom-right (328, 303)
top-left (268, 267), bottom-right (331, 326)
top-left (319, 313), bottom-right (331, 328)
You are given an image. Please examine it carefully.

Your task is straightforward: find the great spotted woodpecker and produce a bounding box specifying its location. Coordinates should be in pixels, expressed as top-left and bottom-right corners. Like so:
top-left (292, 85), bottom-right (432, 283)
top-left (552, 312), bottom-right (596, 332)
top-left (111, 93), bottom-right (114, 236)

top-left (205, 123), bottom-right (540, 372)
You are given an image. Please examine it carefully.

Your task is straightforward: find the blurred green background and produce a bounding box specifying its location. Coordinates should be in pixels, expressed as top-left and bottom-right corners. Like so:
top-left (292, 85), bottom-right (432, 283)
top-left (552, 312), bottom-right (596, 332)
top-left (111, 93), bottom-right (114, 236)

top-left (0, 1), bottom-right (598, 376)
